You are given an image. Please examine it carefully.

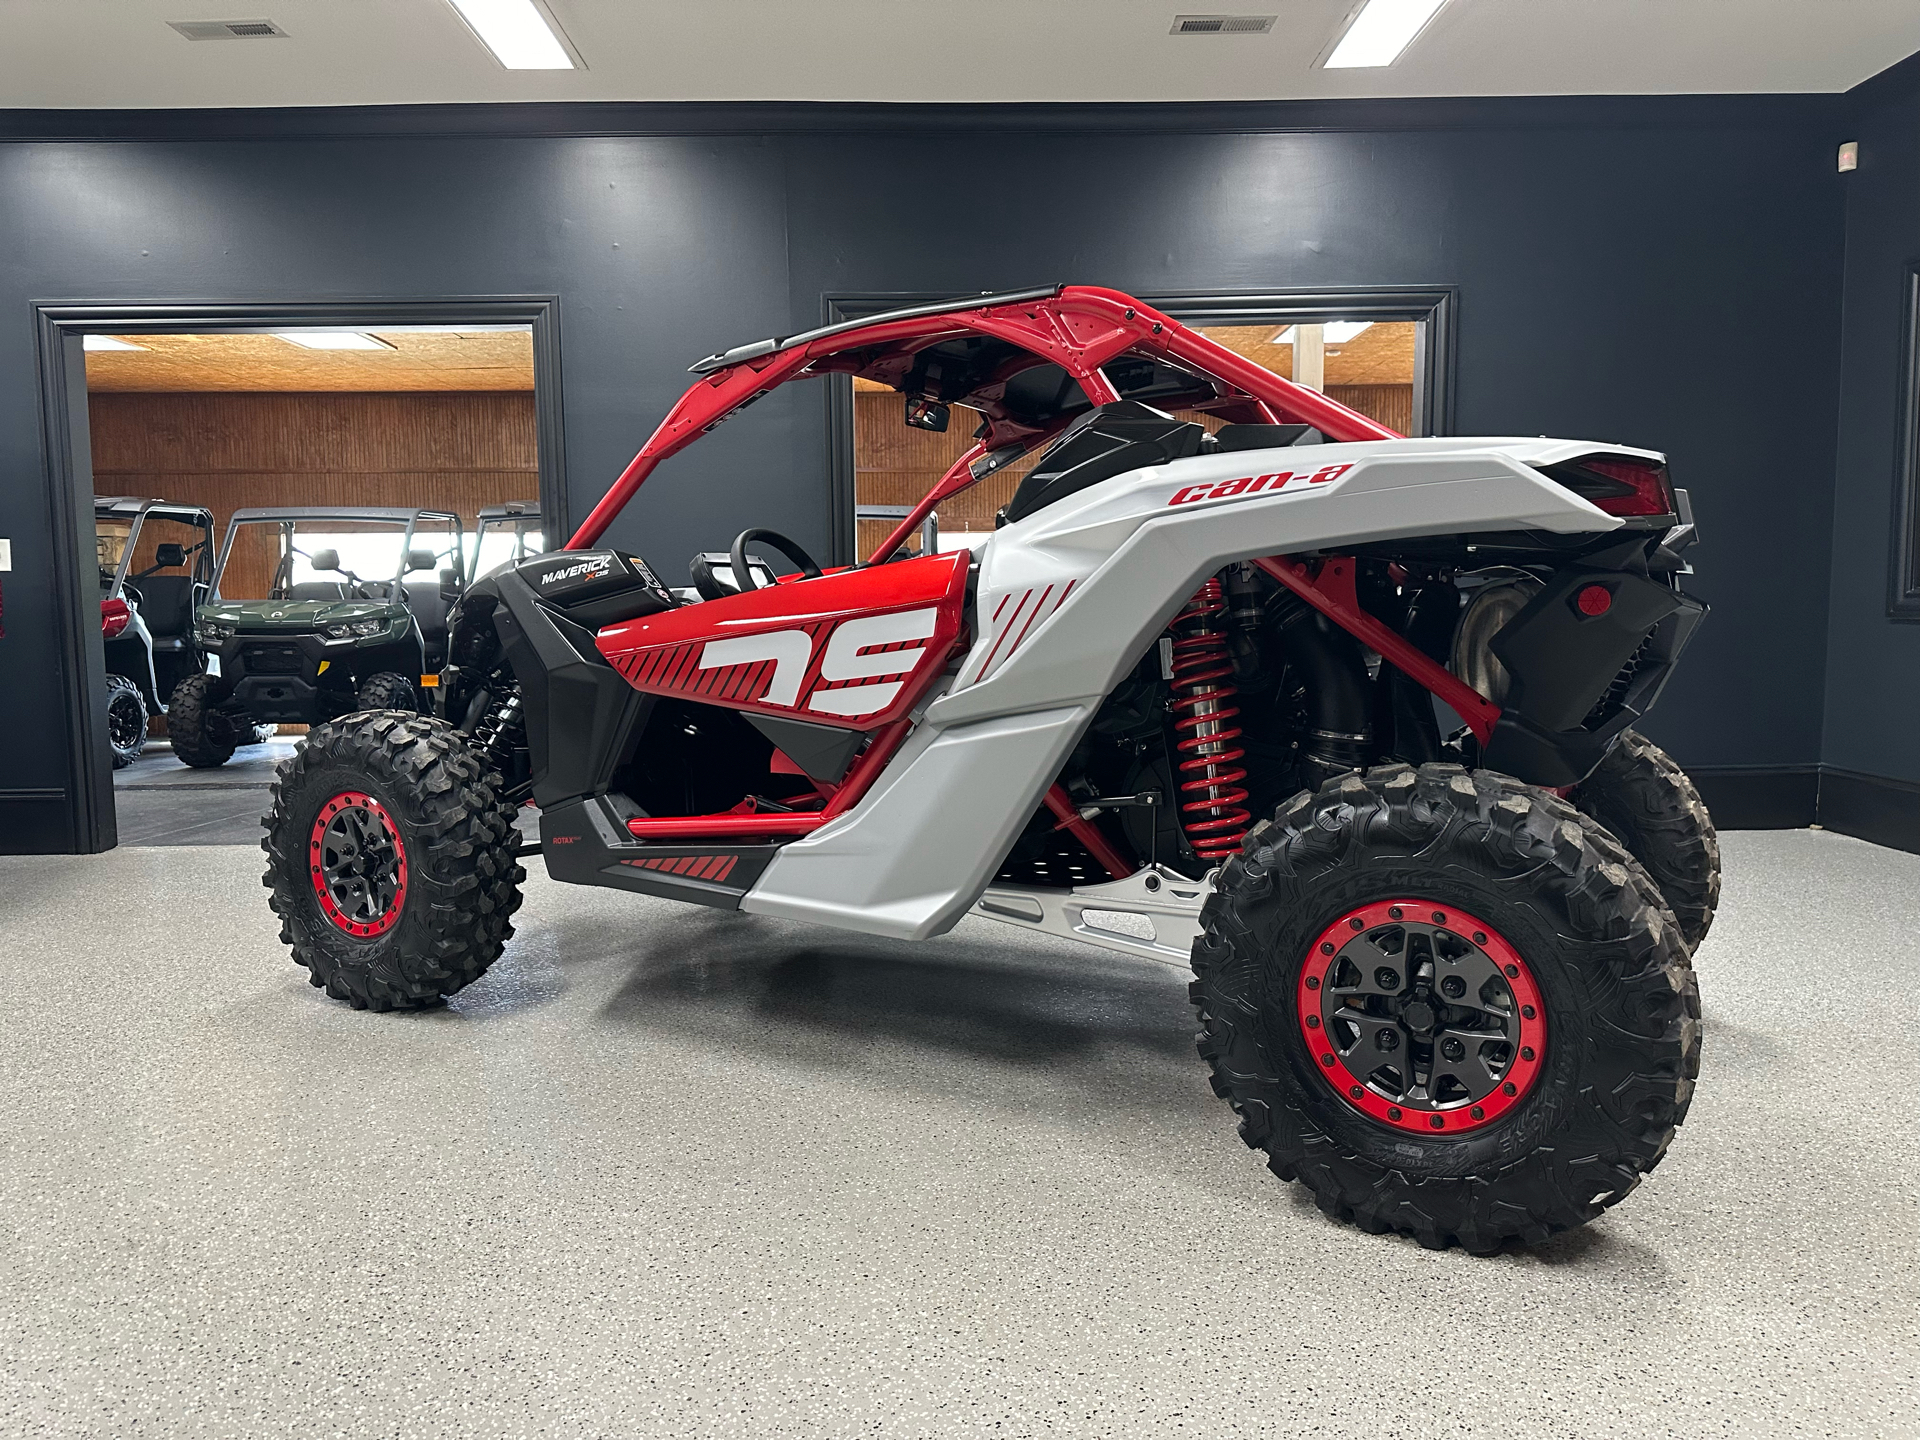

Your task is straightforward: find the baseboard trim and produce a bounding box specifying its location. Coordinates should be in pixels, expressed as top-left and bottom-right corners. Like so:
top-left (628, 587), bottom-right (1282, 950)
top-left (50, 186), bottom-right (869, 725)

top-left (1818, 766), bottom-right (1920, 855)
top-left (1687, 764), bottom-right (1920, 855)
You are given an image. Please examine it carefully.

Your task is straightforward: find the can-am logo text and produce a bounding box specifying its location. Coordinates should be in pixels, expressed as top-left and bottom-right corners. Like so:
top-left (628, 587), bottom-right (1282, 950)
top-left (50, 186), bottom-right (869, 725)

top-left (1168, 463), bottom-right (1352, 507)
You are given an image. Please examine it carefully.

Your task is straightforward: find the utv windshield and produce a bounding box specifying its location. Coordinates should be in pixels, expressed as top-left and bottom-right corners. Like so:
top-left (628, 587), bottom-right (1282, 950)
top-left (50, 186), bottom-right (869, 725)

top-left (469, 511), bottom-right (544, 582)
top-left (212, 511), bottom-right (463, 602)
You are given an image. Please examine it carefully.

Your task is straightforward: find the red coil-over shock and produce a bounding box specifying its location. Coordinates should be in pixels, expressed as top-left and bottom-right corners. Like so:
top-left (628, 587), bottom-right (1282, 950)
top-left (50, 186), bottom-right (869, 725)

top-left (1168, 578), bottom-right (1251, 862)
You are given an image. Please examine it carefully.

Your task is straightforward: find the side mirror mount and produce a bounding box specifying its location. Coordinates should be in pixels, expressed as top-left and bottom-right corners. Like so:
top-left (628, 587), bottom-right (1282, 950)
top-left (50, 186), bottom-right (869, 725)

top-left (307, 547), bottom-right (341, 574)
top-left (904, 395), bottom-right (950, 433)
top-left (438, 567), bottom-right (463, 602)
top-left (405, 549), bottom-right (436, 574)
top-left (153, 542), bottom-right (187, 568)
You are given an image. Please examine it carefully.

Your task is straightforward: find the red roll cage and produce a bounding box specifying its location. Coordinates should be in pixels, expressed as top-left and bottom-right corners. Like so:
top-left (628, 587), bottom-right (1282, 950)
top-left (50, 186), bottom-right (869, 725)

top-left (566, 284), bottom-right (1398, 563)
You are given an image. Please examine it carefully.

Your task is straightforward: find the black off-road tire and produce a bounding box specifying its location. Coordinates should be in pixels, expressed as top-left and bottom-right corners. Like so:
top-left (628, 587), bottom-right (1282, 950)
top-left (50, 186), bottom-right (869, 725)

top-left (354, 671), bottom-right (418, 714)
top-left (105, 673), bottom-right (148, 768)
top-left (1575, 729), bottom-right (1720, 949)
top-left (1191, 762), bottom-right (1701, 1253)
top-left (262, 712), bottom-right (523, 1011)
top-left (166, 672), bottom-right (239, 768)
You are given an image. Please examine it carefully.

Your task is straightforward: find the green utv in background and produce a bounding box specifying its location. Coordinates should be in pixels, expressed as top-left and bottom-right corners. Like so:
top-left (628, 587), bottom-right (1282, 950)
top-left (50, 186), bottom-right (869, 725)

top-left (169, 507), bottom-right (464, 768)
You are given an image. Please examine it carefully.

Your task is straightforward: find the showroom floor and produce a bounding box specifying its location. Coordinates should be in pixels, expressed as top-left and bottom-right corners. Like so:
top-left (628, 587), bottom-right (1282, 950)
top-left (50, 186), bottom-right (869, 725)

top-left (0, 827), bottom-right (1913, 1437)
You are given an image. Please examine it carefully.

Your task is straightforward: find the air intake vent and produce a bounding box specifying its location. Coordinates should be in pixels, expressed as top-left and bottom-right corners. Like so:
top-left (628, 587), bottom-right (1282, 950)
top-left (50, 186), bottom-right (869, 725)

top-left (1170, 14), bottom-right (1276, 34)
top-left (167, 19), bottom-right (290, 41)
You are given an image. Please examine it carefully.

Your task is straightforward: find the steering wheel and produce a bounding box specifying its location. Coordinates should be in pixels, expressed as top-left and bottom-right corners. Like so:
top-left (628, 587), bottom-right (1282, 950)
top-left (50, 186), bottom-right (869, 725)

top-left (730, 528), bottom-right (822, 593)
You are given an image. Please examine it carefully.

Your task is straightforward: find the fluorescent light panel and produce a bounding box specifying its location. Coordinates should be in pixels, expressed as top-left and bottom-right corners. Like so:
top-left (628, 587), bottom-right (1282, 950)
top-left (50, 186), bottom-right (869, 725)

top-left (275, 332), bottom-right (394, 351)
top-left (1271, 322), bottom-right (1374, 345)
top-left (1324, 0), bottom-right (1446, 68)
top-left (447, 0), bottom-right (574, 70)
top-left (83, 335), bottom-right (146, 351)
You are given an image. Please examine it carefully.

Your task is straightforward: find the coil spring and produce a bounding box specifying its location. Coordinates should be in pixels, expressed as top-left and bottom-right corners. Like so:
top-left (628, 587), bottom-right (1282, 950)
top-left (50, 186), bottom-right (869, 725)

top-left (1169, 579), bottom-right (1250, 861)
top-left (472, 682), bottom-right (524, 771)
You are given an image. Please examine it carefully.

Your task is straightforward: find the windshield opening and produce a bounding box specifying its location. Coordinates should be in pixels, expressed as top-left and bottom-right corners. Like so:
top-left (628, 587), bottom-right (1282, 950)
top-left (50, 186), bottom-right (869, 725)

top-left (214, 517), bottom-right (461, 602)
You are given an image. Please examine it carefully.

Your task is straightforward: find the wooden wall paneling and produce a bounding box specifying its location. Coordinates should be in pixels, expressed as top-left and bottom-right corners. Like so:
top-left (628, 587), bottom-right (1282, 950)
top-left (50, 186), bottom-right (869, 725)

top-left (90, 391), bottom-right (539, 601)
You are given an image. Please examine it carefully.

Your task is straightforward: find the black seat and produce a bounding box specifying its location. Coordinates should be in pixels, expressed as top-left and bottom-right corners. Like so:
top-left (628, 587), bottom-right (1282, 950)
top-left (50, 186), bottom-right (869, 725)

top-left (287, 581), bottom-right (347, 601)
top-left (133, 575), bottom-right (196, 639)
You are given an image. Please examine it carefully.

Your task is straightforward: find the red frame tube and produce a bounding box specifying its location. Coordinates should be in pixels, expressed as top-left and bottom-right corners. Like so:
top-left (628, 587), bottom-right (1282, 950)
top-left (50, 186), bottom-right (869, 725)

top-left (1252, 556), bottom-right (1502, 745)
top-left (1044, 783), bottom-right (1132, 882)
top-left (568, 286), bottom-right (1395, 552)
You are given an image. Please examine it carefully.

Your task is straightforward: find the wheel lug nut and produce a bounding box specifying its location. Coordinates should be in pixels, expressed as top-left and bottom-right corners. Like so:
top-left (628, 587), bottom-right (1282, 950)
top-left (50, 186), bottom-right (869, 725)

top-left (1442, 1039), bottom-right (1464, 1061)
top-left (1441, 976), bottom-right (1465, 998)
top-left (1376, 1028), bottom-right (1399, 1051)
top-left (1374, 967), bottom-right (1399, 990)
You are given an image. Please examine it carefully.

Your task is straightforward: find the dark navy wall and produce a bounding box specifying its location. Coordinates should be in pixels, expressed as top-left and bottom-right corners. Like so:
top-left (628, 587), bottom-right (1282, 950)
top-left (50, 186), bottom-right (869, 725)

top-left (0, 101), bottom-right (1851, 848)
top-left (1825, 64), bottom-right (1920, 783)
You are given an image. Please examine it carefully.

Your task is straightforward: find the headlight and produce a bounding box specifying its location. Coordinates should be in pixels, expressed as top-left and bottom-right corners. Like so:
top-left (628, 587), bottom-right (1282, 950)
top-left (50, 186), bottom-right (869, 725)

top-left (324, 618), bottom-right (387, 639)
top-left (199, 621), bottom-right (235, 643)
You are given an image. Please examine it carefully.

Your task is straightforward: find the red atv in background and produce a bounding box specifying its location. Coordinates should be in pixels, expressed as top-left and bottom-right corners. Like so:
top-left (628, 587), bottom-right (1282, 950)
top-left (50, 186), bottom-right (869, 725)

top-left (264, 286), bottom-right (1713, 1252)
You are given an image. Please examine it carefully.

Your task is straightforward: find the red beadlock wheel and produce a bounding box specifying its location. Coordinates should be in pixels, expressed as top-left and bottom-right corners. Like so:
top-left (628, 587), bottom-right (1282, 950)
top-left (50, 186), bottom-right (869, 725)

top-left (308, 790), bottom-right (409, 938)
top-left (1297, 899), bottom-right (1546, 1135)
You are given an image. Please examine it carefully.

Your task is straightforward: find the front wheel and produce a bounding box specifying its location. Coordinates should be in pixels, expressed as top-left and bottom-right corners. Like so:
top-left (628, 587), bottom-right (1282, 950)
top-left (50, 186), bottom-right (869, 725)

top-left (105, 673), bottom-right (149, 768)
top-left (263, 713), bottom-right (524, 1010)
top-left (1191, 763), bottom-right (1701, 1252)
top-left (354, 671), bottom-right (418, 714)
top-left (166, 672), bottom-right (239, 768)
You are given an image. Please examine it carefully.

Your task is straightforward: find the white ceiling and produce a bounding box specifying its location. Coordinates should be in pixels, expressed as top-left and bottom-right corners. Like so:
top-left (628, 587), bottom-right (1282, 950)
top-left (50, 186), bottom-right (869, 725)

top-left (3, 1), bottom-right (1916, 109)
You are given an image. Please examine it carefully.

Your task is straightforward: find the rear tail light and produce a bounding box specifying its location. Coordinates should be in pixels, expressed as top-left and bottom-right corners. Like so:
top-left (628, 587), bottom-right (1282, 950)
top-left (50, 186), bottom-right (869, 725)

top-left (1542, 454), bottom-right (1677, 518)
top-left (100, 597), bottom-right (131, 639)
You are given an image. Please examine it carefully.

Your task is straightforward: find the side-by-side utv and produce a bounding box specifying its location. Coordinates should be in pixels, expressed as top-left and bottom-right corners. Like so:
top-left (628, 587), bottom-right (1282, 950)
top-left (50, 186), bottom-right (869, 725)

top-left (95, 496), bottom-right (218, 767)
top-left (168, 507), bottom-right (463, 767)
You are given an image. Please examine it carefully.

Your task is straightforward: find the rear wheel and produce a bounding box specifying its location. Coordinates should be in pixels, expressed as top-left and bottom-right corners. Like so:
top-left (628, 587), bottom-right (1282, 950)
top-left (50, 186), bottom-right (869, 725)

top-left (1574, 729), bottom-right (1719, 949)
top-left (262, 712), bottom-right (523, 1011)
top-left (104, 673), bottom-right (148, 768)
top-left (1191, 763), bottom-right (1700, 1252)
top-left (354, 671), bottom-right (418, 714)
top-left (166, 672), bottom-right (239, 768)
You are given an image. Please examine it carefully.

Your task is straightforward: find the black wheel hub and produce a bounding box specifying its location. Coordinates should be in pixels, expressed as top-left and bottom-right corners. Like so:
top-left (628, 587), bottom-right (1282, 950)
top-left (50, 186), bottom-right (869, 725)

top-left (107, 692), bottom-right (144, 749)
top-left (308, 792), bottom-right (409, 937)
top-left (1310, 907), bottom-right (1538, 1121)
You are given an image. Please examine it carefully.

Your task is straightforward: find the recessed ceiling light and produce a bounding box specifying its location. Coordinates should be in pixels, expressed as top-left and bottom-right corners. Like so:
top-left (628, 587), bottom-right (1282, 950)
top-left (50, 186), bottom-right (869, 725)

top-left (1271, 322), bottom-right (1374, 345)
top-left (1324, 0), bottom-right (1446, 69)
top-left (83, 335), bottom-right (147, 352)
top-left (275, 332), bottom-right (395, 350)
top-left (447, 0), bottom-right (576, 70)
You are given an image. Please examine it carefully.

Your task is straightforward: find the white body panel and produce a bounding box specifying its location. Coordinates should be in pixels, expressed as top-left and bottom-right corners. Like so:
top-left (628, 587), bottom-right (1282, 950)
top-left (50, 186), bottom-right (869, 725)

top-left (745, 436), bottom-right (1635, 943)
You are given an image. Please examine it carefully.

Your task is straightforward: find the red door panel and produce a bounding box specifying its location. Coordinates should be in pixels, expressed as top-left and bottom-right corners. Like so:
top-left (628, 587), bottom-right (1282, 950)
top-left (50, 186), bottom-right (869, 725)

top-left (596, 550), bottom-right (971, 727)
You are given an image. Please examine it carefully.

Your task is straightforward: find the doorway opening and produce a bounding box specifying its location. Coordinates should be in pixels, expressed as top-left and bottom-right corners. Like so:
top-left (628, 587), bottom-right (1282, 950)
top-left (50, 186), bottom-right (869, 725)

top-left (38, 299), bottom-right (563, 853)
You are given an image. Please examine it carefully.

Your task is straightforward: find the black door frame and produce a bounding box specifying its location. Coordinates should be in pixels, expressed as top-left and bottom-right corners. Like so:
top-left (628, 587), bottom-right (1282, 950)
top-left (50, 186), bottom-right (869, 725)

top-left (33, 295), bottom-right (566, 854)
top-left (821, 286), bottom-right (1457, 566)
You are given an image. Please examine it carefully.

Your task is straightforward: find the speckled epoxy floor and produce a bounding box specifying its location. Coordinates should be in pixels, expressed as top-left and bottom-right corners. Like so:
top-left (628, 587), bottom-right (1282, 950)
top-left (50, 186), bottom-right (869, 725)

top-left (0, 830), bottom-right (1914, 1437)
